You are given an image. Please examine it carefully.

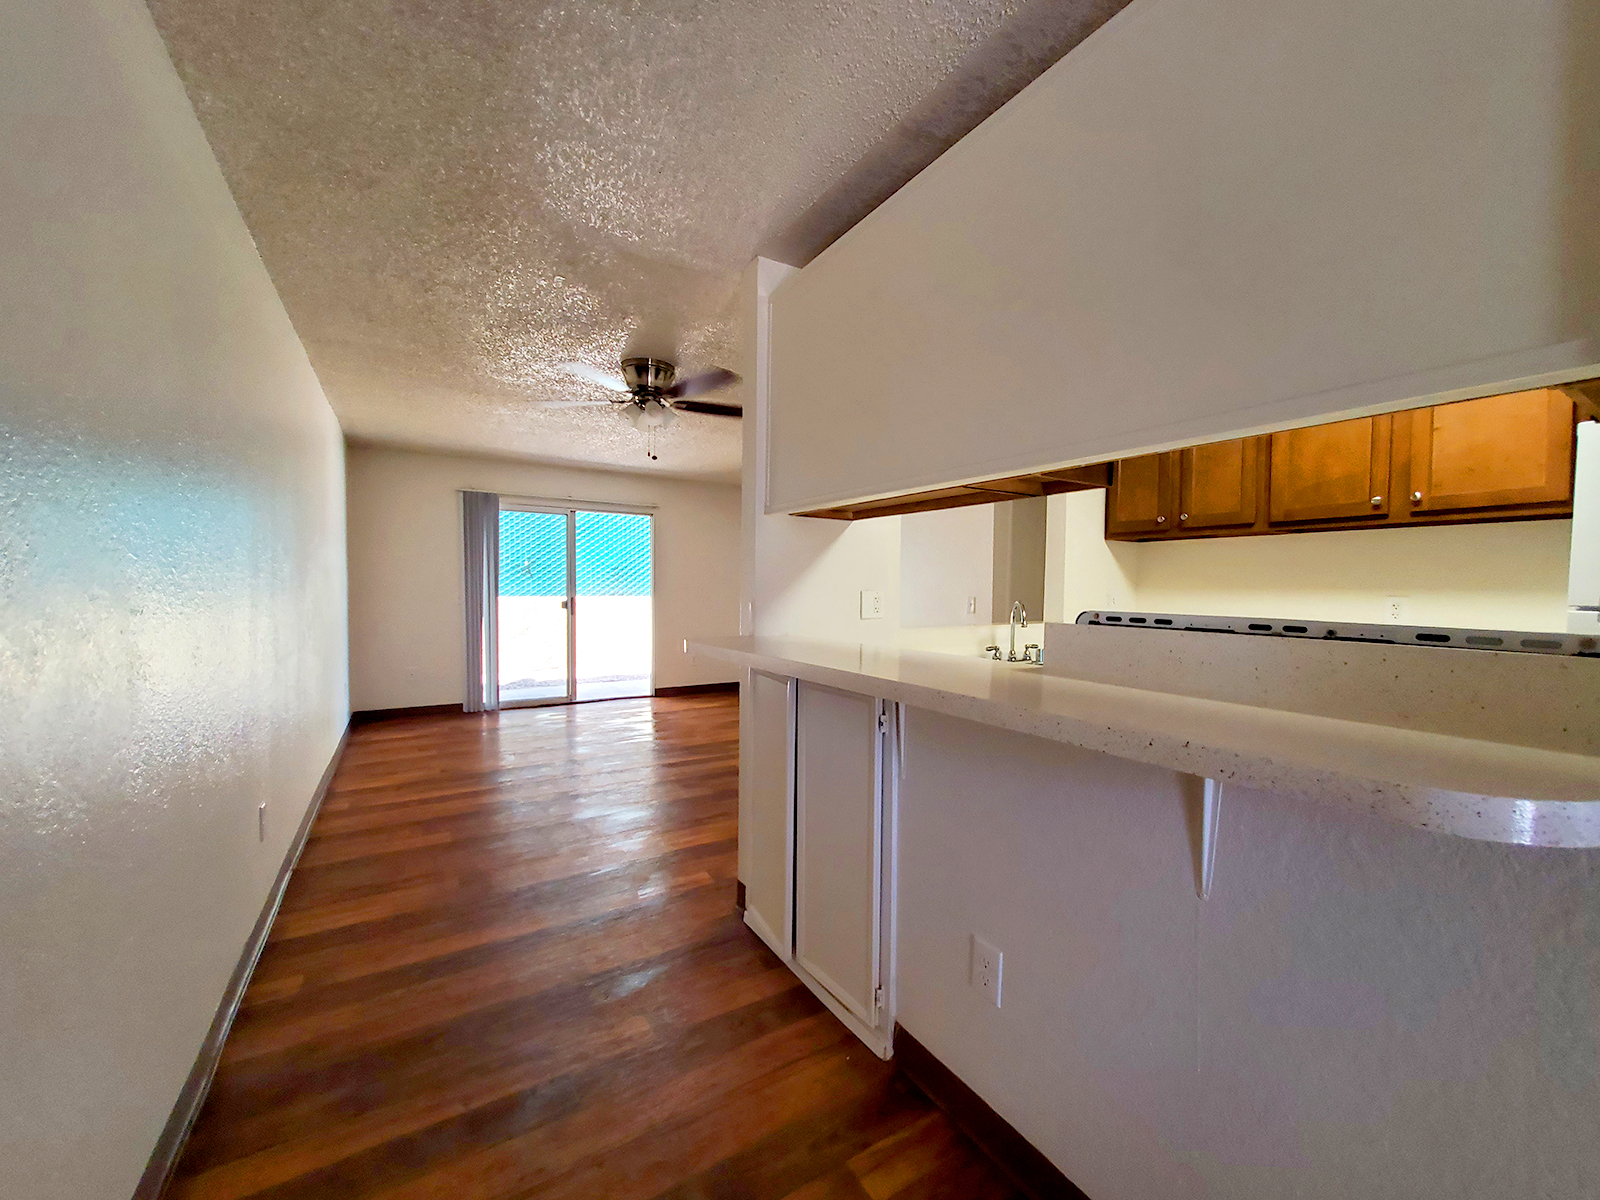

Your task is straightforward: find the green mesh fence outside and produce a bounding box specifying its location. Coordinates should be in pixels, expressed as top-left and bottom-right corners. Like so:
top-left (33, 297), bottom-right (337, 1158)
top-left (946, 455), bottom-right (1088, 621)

top-left (498, 509), bottom-right (651, 597)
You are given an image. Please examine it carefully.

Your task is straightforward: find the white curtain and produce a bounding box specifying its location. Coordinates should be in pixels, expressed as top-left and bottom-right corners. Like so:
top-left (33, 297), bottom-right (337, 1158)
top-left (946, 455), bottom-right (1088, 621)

top-left (462, 490), bottom-right (500, 712)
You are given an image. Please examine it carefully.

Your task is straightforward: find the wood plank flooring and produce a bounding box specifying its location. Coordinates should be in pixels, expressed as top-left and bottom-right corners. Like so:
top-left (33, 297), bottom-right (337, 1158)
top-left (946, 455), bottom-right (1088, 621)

top-left (169, 694), bottom-right (1022, 1200)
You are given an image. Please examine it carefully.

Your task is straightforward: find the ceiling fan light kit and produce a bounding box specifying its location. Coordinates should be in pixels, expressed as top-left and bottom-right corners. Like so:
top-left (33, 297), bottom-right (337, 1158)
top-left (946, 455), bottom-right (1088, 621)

top-left (555, 355), bottom-right (742, 459)
top-left (625, 398), bottom-right (676, 430)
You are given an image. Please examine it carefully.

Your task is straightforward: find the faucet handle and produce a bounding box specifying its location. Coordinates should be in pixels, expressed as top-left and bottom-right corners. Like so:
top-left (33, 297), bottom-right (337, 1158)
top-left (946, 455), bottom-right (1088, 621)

top-left (983, 645), bottom-right (1002, 661)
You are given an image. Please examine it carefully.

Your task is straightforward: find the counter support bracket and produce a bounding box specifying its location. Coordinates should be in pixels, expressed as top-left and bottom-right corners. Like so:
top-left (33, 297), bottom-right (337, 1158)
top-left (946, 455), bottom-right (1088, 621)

top-left (1197, 778), bottom-right (1222, 900)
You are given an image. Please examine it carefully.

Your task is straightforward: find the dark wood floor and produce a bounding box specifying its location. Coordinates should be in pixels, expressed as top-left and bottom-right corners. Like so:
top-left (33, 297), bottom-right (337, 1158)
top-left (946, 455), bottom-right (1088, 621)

top-left (170, 694), bottom-right (1022, 1200)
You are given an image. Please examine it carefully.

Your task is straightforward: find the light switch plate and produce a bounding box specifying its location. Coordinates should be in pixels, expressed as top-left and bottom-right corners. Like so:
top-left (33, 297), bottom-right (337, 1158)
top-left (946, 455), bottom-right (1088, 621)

top-left (860, 590), bottom-right (883, 620)
top-left (967, 596), bottom-right (978, 615)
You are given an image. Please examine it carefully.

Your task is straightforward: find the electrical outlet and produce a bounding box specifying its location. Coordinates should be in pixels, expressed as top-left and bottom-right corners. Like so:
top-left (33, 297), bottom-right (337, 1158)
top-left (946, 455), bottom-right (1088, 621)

top-left (1385, 595), bottom-right (1408, 623)
top-left (972, 934), bottom-right (1003, 1008)
top-left (860, 590), bottom-right (883, 620)
top-left (967, 596), bottom-right (978, 615)
top-left (257, 802), bottom-right (267, 842)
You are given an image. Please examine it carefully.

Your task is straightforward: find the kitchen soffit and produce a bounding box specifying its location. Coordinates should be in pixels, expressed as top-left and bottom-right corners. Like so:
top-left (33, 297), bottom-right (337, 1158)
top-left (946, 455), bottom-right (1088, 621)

top-left (146, 0), bottom-right (1129, 480)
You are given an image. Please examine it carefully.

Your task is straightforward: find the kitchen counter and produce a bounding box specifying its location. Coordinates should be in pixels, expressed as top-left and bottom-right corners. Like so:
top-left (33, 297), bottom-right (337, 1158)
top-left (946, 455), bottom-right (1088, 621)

top-left (689, 635), bottom-right (1600, 848)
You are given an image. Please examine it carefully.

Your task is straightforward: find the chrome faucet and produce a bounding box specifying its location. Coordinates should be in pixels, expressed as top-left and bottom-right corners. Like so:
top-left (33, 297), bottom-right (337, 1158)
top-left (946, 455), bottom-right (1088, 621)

top-left (1008, 601), bottom-right (1027, 661)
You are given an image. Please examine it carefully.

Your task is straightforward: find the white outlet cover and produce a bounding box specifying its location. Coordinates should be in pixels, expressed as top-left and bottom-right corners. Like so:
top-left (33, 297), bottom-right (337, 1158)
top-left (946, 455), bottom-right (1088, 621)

top-left (972, 934), bottom-right (1003, 1008)
top-left (860, 589), bottom-right (883, 620)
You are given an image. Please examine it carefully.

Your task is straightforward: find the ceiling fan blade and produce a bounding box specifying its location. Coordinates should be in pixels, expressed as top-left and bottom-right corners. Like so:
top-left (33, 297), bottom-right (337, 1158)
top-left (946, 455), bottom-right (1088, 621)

top-left (557, 361), bottom-right (629, 392)
top-left (664, 368), bottom-right (739, 400)
top-left (672, 399), bottom-right (743, 418)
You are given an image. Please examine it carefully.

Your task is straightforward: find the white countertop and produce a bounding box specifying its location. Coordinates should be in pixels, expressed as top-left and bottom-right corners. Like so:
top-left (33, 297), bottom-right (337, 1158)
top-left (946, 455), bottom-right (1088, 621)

top-left (689, 635), bottom-right (1600, 848)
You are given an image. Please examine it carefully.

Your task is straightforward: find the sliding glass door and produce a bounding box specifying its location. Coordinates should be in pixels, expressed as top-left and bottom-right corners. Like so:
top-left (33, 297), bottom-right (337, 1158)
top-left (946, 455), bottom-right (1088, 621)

top-left (497, 507), bottom-right (572, 704)
top-left (573, 510), bottom-right (653, 700)
top-left (497, 503), bottom-right (652, 706)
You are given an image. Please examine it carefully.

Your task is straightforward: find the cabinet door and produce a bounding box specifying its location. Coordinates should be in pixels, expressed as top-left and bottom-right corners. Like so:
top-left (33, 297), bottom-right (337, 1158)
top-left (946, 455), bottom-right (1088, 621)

top-left (742, 670), bottom-right (794, 958)
top-left (1407, 389), bottom-right (1575, 513)
top-left (1178, 437), bottom-right (1260, 530)
top-left (1269, 415), bottom-right (1392, 524)
top-left (794, 682), bottom-right (882, 1026)
top-left (1105, 452), bottom-right (1175, 536)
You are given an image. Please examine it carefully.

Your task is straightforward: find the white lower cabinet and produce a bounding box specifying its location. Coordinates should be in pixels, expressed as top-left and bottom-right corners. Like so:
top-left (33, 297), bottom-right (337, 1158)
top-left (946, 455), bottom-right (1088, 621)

top-left (740, 674), bottom-right (897, 1055)
top-left (741, 669), bottom-right (795, 958)
top-left (795, 681), bottom-right (887, 1030)
top-left (740, 677), bottom-right (897, 1056)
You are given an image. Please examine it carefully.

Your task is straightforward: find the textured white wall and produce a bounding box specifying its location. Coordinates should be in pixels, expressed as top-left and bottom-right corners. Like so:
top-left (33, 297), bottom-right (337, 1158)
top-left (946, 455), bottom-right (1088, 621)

top-left (1045, 490), bottom-right (1139, 621)
top-left (899, 500), bottom-right (1048, 629)
top-left (992, 495), bottom-right (1047, 624)
top-left (900, 506), bottom-right (994, 628)
top-left (0, 2), bottom-right (349, 1197)
top-left (1047, 490), bottom-right (1574, 631)
top-left (737, 259), bottom-right (904, 650)
top-left (769, 0), bottom-right (1600, 511)
top-left (751, 513), bottom-right (904, 645)
top-left (345, 443), bottom-right (740, 709)
top-left (897, 709), bottom-right (1600, 1199)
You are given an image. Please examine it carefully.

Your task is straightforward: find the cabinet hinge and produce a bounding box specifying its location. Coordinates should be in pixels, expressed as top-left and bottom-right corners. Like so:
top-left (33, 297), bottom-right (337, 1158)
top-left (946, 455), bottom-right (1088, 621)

top-left (877, 712), bottom-right (887, 733)
top-left (873, 985), bottom-right (884, 1015)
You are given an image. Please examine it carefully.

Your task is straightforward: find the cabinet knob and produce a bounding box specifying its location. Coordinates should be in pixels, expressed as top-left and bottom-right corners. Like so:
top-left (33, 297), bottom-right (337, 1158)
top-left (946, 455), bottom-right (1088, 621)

top-left (1156, 515), bottom-right (1166, 523)
top-left (1370, 495), bottom-right (1382, 506)
top-left (1179, 513), bottom-right (1189, 521)
top-left (1411, 491), bottom-right (1422, 502)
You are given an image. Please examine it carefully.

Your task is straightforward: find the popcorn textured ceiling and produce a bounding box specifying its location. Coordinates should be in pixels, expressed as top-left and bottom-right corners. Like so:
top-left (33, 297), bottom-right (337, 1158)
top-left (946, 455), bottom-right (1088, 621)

top-left (147, 0), bottom-right (1127, 480)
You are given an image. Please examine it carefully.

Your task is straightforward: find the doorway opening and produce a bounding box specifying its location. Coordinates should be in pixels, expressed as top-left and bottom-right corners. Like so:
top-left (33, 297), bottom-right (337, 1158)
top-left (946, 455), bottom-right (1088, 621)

top-left (496, 503), bottom-right (654, 706)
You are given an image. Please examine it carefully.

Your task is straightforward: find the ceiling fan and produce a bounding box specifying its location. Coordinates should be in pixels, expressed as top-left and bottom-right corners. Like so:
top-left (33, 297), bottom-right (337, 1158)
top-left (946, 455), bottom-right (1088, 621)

top-left (555, 357), bottom-right (742, 421)
top-left (549, 356), bottom-right (741, 460)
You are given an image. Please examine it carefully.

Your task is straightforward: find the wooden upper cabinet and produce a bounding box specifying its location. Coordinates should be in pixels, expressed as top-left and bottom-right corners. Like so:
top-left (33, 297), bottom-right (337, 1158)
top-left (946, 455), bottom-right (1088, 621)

top-left (1268, 415), bottom-right (1393, 524)
top-left (1105, 452), bottom-right (1174, 535)
top-left (1178, 437), bottom-right (1260, 529)
top-left (1405, 388), bottom-right (1575, 513)
top-left (1097, 385), bottom-right (1580, 541)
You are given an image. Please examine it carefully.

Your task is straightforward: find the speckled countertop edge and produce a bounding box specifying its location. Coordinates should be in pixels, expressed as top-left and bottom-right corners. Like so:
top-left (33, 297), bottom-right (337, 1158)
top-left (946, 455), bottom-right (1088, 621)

top-left (690, 636), bottom-right (1600, 849)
